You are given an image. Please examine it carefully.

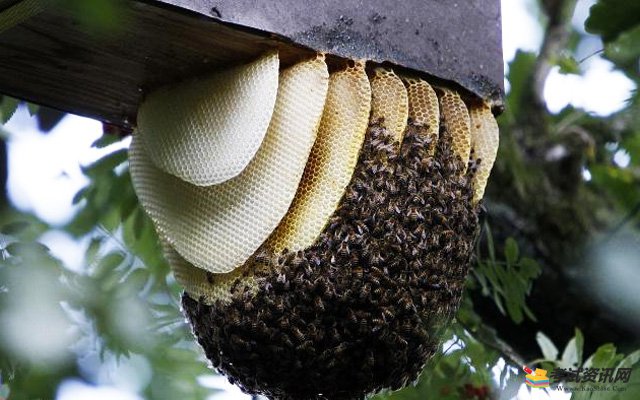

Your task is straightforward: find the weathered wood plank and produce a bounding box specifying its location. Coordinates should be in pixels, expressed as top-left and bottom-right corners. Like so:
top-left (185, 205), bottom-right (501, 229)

top-left (0, 0), bottom-right (315, 127)
top-left (0, 0), bottom-right (503, 128)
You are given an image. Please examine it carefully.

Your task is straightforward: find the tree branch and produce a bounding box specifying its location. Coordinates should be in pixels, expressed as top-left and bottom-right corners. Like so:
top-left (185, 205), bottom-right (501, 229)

top-left (533, 0), bottom-right (579, 108)
top-left (458, 320), bottom-right (526, 368)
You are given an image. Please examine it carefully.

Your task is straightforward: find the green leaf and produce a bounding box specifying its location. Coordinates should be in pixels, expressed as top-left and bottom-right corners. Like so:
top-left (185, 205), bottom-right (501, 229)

top-left (133, 208), bottom-right (146, 240)
top-left (574, 328), bottom-right (584, 366)
top-left (119, 194), bottom-right (138, 221)
top-left (124, 268), bottom-right (150, 293)
top-left (5, 242), bottom-right (50, 257)
top-left (0, 221), bottom-right (30, 235)
top-left (604, 24), bottom-right (640, 71)
top-left (91, 133), bottom-right (121, 149)
top-left (26, 102), bottom-right (39, 116)
top-left (585, 0), bottom-right (640, 42)
top-left (505, 294), bottom-right (524, 324)
top-left (85, 237), bottom-right (103, 266)
top-left (523, 305), bottom-right (538, 322)
top-left (506, 51), bottom-right (537, 117)
top-left (93, 252), bottom-right (125, 279)
top-left (584, 343), bottom-right (620, 368)
top-left (81, 148), bottom-right (128, 177)
top-left (617, 350), bottom-right (640, 369)
top-left (622, 132), bottom-right (640, 166)
top-left (556, 55), bottom-right (581, 75)
top-left (504, 237), bottom-right (519, 266)
top-left (71, 187), bottom-right (90, 205)
top-left (484, 222), bottom-right (496, 264)
top-left (518, 257), bottom-right (541, 280)
top-left (492, 290), bottom-right (506, 315)
top-left (536, 332), bottom-right (559, 361)
top-left (0, 97), bottom-right (19, 124)
top-left (560, 336), bottom-right (579, 368)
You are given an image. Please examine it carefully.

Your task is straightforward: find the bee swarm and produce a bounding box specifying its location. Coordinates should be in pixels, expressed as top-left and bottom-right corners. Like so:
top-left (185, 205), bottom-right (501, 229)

top-left (130, 51), bottom-right (499, 400)
top-left (183, 121), bottom-right (479, 400)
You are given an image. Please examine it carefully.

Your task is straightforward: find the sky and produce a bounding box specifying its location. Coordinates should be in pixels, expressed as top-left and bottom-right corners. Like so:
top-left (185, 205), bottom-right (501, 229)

top-left (2, 0), bottom-right (636, 399)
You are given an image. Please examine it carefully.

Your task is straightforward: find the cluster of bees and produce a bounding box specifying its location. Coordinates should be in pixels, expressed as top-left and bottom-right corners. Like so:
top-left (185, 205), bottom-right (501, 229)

top-left (183, 119), bottom-right (479, 399)
top-left (130, 50), bottom-right (498, 399)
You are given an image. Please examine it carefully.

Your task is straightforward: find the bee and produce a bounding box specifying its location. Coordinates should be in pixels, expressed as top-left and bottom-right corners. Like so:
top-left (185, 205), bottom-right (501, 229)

top-left (307, 324), bottom-right (320, 340)
top-left (230, 334), bottom-right (246, 348)
top-left (254, 250), bottom-right (272, 265)
top-left (345, 188), bottom-right (360, 203)
top-left (249, 321), bottom-right (260, 335)
top-left (355, 220), bottom-right (367, 235)
top-left (291, 327), bottom-right (306, 342)
top-left (228, 312), bottom-right (242, 328)
top-left (365, 350), bottom-right (375, 368)
top-left (334, 342), bottom-right (348, 355)
top-left (279, 317), bottom-right (290, 330)
top-left (313, 296), bottom-right (325, 312)
top-left (371, 318), bottom-right (385, 332)
top-left (443, 241), bottom-right (454, 254)
top-left (359, 283), bottom-right (371, 299)
top-left (291, 251), bottom-right (306, 267)
top-left (406, 206), bottom-right (424, 222)
top-left (297, 340), bottom-right (315, 355)
top-left (381, 307), bottom-right (395, 322)
top-left (268, 344), bottom-right (284, 356)
top-left (309, 253), bottom-right (322, 267)
top-left (358, 318), bottom-right (369, 334)
top-left (352, 266), bottom-right (364, 279)
top-left (346, 308), bottom-right (358, 325)
top-left (294, 272), bottom-right (305, 286)
top-left (337, 241), bottom-right (350, 257)
top-left (398, 294), bottom-right (415, 312)
top-left (369, 251), bottom-right (384, 266)
top-left (400, 320), bottom-right (413, 335)
top-left (394, 334), bottom-right (409, 348)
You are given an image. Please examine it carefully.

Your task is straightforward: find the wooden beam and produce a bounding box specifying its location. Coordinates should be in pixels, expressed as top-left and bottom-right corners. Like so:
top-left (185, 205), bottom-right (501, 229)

top-left (0, 0), bottom-right (503, 128)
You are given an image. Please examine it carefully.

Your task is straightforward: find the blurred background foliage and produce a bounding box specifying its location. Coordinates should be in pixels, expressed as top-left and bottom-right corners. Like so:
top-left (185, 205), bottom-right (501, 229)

top-left (1, 0), bottom-right (640, 399)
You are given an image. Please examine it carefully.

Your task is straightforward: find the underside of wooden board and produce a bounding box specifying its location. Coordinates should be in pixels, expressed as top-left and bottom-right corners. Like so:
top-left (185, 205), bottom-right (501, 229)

top-left (0, 0), bottom-right (503, 128)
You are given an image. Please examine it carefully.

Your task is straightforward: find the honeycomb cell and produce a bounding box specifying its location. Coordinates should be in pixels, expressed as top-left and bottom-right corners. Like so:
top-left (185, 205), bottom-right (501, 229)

top-left (138, 52), bottom-right (279, 186)
top-left (401, 76), bottom-right (439, 155)
top-left (469, 102), bottom-right (499, 203)
top-left (130, 56), bottom-right (329, 274)
top-left (437, 87), bottom-right (471, 173)
top-left (266, 61), bottom-right (372, 255)
top-left (370, 67), bottom-right (408, 143)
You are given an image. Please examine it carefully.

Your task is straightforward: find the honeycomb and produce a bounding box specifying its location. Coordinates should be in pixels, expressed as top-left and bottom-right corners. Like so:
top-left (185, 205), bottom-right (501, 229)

top-left (161, 238), bottom-right (258, 305)
top-left (265, 61), bottom-right (371, 255)
top-left (437, 87), bottom-right (471, 172)
top-left (130, 55), bottom-right (329, 273)
top-left (130, 51), bottom-right (502, 399)
top-left (369, 68), bottom-right (408, 143)
top-left (138, 52), bottom-right (279, 186)
top-left (469, 102), bottom-right (500, 203)
top-left (402, 77), bottom-right (440, 154)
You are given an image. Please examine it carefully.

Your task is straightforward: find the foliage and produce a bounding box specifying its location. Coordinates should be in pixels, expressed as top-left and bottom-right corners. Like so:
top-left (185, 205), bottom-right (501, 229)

top-left (532, 329), bottom-right (640, 400)
top-left (472, 229), bottom-right (541, 324)
top-left (0, 139), bottom-right (216, 399)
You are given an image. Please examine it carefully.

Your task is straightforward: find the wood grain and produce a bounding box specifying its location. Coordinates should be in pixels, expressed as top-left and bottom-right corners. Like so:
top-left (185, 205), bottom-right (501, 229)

top-left (0, 0), bottom-right (315, 128)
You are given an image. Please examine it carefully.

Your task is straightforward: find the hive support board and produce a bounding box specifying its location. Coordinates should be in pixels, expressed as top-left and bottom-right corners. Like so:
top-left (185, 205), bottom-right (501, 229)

top-left (0, 0), bottom-right (503, 128)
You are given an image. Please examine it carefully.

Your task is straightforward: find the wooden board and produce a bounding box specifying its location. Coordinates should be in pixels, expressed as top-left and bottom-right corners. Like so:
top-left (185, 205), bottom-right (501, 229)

top-left (0, 0), bottom-right (503, 128)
